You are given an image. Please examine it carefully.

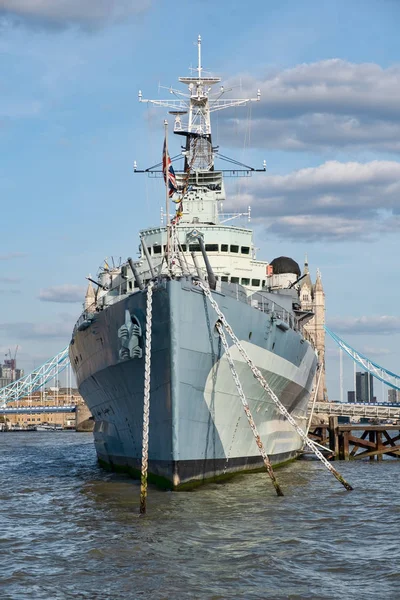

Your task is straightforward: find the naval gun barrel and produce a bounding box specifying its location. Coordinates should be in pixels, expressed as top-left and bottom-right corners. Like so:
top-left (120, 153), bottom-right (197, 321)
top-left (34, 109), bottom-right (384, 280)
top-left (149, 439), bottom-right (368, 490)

top-left (197, 237), bottom-right (217, 290)
top-left (127, 257), bottom-right (144, 290)
top-left (86, 276), bottom-right (106, 290)
top-left (289, 273), bottom-right (307, 289)
top-left (141, 238), bottom-right (156, 279)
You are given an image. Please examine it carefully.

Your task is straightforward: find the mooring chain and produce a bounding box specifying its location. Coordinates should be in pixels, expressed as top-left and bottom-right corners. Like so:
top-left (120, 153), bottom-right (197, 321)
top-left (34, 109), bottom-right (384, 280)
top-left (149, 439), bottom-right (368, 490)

top-left (196, 281), bottom-right (353, 492)
top-left (223, 410), bottom-right (242, 477)
top-left (140, 281), bottom-right (154, 514)
top-left (216, 323), bottom-right (284, 496)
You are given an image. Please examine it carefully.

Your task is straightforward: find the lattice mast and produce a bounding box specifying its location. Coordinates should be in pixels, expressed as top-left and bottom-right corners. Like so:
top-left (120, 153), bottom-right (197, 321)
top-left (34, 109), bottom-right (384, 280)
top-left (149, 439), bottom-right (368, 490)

top-left (138, 35), bottom-right (261, 172)
top-left (138, 36), bottom-right (260, 274)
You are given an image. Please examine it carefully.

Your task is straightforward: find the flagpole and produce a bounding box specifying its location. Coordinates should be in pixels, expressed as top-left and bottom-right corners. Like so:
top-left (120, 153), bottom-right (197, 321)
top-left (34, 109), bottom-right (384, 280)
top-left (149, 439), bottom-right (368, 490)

top-left (164, 119), bottom-right (170, 269)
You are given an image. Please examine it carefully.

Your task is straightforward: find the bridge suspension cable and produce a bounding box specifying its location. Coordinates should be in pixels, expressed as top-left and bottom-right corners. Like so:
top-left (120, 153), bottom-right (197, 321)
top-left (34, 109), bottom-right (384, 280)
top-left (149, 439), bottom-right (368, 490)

top-left (0, 347), bottom-right (70, 407)
top-left (325, 326), bottom-right (400, 392)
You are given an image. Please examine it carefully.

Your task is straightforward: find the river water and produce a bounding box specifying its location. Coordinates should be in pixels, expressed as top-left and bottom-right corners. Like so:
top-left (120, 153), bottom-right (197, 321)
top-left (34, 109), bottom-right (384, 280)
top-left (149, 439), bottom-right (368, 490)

top-left (0, 432), bottom-right (399, 599)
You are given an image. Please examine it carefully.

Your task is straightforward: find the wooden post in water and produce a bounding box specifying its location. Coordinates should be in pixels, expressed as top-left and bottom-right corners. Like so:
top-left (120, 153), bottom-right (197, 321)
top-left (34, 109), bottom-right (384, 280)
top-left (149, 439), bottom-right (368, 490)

top-left (343, 431), bottom-right (350, 461)
top-left (369, 430), bottom-right (376, 461)
top-left (376, 431), bottom-right (383, 462)
top-left (328, 416), bottom-right (339, 459)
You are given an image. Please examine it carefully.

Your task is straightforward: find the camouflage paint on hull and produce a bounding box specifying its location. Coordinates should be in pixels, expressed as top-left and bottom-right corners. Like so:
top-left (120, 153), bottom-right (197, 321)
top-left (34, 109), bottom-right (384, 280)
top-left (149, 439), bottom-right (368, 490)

top-left (70, 279), bottom-right (317, 489)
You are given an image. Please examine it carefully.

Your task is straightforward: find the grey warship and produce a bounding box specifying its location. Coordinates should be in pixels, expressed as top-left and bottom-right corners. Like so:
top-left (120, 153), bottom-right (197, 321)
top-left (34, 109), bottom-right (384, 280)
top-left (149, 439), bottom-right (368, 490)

top-left (69, 37), bottom-right (318, 489)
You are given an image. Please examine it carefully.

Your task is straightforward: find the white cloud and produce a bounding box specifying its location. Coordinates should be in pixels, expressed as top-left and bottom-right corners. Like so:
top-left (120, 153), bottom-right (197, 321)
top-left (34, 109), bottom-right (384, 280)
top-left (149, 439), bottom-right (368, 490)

top-left (0, 0), bottom-right (151, 28)
top-left (222, 60), bottom-right (400, 152)
top-left (229, 160), bottom-right (400, 241)
top-left (38, 284), bottom-right (85, 303)
top-left (328, 316), bottom-right (400, 335)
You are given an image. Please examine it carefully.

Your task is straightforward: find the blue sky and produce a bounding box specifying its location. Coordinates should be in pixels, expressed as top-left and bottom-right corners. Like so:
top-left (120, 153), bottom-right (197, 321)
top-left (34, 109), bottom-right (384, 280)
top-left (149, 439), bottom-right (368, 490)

top-left (1, 0), bottom-right (399, 399)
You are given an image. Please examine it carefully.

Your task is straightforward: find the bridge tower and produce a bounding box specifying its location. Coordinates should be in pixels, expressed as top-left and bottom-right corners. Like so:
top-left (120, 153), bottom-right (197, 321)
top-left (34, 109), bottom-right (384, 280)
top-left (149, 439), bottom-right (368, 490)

top-left (300, 257), bottom-right (327, 401)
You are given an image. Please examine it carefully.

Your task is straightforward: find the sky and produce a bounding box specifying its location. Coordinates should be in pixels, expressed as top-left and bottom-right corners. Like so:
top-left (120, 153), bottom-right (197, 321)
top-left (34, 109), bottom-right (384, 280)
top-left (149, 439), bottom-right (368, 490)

top-left (1, 0), bottom-right (399, 400)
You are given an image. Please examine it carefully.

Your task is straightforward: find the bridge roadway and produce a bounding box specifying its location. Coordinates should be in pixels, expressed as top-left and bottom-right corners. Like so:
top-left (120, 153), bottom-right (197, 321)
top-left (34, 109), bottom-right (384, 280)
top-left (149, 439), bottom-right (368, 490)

top-left (311, 401), bottom-right (400, 420)
top-left (1, 405), bottom-right (77, 415)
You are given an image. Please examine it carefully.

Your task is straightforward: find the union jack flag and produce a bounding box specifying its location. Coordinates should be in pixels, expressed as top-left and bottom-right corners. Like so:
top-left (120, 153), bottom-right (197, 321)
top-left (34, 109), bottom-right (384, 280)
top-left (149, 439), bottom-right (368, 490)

top-left (162, 139), bottom-right (178, 197)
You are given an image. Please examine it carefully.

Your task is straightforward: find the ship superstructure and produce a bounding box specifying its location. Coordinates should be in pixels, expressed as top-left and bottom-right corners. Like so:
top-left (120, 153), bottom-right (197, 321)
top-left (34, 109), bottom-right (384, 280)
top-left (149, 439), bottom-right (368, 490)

top-left (70, 37), bottom-right (318, 489)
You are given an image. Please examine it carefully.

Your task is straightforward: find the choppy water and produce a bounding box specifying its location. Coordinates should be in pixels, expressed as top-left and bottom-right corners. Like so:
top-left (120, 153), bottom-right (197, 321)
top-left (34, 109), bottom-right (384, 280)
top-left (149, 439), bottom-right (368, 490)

top-left (0, 432), bottom-right (399, 599)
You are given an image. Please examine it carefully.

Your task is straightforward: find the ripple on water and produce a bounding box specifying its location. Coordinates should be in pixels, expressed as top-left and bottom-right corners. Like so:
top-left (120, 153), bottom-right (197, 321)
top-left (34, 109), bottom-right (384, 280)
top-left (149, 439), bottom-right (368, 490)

top-left (1, 432), bottom-right (400, 599)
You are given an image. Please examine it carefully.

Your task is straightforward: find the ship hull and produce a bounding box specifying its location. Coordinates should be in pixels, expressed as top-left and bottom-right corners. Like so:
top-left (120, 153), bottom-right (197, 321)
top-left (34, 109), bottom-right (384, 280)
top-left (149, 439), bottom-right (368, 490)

top-left (70, 279), bottom-right (317, 489)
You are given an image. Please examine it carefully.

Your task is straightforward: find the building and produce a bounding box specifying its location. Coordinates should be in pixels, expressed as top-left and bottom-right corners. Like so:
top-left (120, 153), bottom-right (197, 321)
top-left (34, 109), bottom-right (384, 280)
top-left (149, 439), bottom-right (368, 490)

top-left (0, 358), bottom-right (24, 388)
top-left (300, 257), bottom-right (327, 401)
top-left (388, 389), bottom-right (400, 403)
top-left (356, 371), bottom-right (374, 403)
top-left (2, 388), bottom-right (86, 430)
top-left (347, 391), bottom-right (355, 403)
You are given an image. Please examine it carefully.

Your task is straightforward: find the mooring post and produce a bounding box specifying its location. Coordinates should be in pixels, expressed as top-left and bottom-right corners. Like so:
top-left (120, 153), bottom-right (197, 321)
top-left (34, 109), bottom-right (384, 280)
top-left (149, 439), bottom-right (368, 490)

top-left (343, 430), bottom-right (350, 461)
top-left (376, 431), bottom-right (383, 462)
top-left (140, 282), bottom-right (154, 515)
top-left (369, 430), bottom-right (376, 462)
top-left (328, 416), bottom-right (339, 459)
top-left (338, 432), bottom-right (344, 460)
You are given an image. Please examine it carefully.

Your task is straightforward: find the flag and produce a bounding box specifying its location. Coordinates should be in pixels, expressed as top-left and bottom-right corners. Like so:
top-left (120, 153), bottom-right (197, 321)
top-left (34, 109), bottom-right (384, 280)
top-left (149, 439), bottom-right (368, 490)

top-left (162, 139), bottom-right (178, 197)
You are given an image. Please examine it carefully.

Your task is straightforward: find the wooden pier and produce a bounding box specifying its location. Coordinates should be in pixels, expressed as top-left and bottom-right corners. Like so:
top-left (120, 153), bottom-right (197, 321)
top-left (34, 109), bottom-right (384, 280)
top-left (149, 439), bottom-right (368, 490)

top-left (308, 417), bottom-right (400, 461)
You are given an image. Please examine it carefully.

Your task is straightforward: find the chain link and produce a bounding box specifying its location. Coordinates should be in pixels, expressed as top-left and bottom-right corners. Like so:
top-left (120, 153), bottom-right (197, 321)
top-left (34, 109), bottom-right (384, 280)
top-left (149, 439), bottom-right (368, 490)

top-left (223, 412), bottom-right (242, 476)
top-left (196, 281), bottom-right (353, 492)
top-left (140, 281), bottom-right (154, 514)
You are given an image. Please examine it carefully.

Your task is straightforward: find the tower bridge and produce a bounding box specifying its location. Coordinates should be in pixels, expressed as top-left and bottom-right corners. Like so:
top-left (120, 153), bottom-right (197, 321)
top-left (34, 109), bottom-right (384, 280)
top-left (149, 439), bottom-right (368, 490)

top-left (2, 405), bottom-right (76, 415)
top-left (310, 401), bottom-right (400, 420)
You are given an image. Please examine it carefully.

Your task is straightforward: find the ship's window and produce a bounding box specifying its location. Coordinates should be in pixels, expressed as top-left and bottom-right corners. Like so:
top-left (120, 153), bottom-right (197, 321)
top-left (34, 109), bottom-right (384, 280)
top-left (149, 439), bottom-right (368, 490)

top-left (147, 247), bottom-right (152, 255)
top-left (215, 276), bottom-right (219, 281)
top-left (230, 245), bottom-right (239, 253)
top-left (153, 245), bottom-right (162, 254)
top-left (134, 280), bottom-right (139, 288)
top-left (189, 244), bottom-right (201, 252)
top-left (221, 244), bottom-right (228, 252)
top-left (251, 279), bottom-right (261, 287)
top-left (128, 281), bottom-right (132, 290)
top-left (205, 244), bottom-right (218, 252)
top-left (180, 244), bottom-right (187, 252)
top-left (241, 278), bottom-right (250, 286)
top-left (163, 245), bottom-right (167, 252)
top-left (241, 246), bottom-right (250, 255)
top-left (221, 276), bottom-right (229, 282)
top-left (231, 277), bottom-right (239, 283)
top-left (262, 280), bottom-right (265, 287)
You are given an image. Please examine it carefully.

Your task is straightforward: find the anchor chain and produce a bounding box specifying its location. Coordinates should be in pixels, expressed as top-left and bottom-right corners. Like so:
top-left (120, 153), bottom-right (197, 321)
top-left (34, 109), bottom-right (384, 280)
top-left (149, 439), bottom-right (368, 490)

top-left (140, 281), bottom-right (154, 514)
top-left (216, 322), bottom-right (284, 496)
top-left (196, 281), bottom-right (353, 492)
